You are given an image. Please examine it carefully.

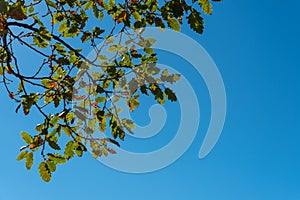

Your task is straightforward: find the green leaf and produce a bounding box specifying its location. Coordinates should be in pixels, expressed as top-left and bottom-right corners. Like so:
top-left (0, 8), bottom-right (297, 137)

top-left (33, 36), bottom-right (48, 48)
top-left (91, 71), bottom-right (103, 80)
top-left (97, 55), bottom-right (108, 60)
top-left (48, 153), bottom-right (67, 164)
top-left (99, 11), bottom-right (104, 20)
top-left (64, 141), bottom-right (74, 159)
top-left (107, 44), bottom-right (121, 52)
top-left (35, 124), bottom-right (44, 132)
top-left (46, 160), bottom-right (56, 173)
top-left (102, 148), bottom-right (108, 156)
top-left (172, 74), bottom-right (181, 82)
top-left (98, 117), bottom-right (107, 132)
top-left (84, 1), bottom-right (93, 10)
top-left (198, 0), bottom-right (213, 15)
top-left (93, 27), bottom-right (105, 37)
top-left (0, 67), bottom-right (3, 76)
top-left (108, 0), bottom-right (115, 8)
top-left (50, 115), bottom-right (60, 126)
top-left (167, 17), bottom-right (180, 32)
top-left (21, 131), bottom-right (33, 144)
top-left (46, 0), bottom-right (57, 8)
top-left (127, 96), bottom-right (140, 112)
top-left (38, 162), bottom-right (51, 182)
top-left (102, 79), bottom-right (110, 89)
top-left (132, 11), bottom-right (142, 21)
top-left (25, 152), bottom-right (34, 170)
top-left (81, 31), bottom-right (92, 43)
top-left (0, 1), bottom-right (8, 13)
top-left (62, 125), bottom-right (72, 137)
top-left (28, 5), bottom-right (34, 13)
top-left (88, 119), bottom-right (96, 132)
top-left (105, 36), bottom-right (114, 44)
top-left (16, 150), bottom-right (28, 161)
top-left (157, 94), bottom-right (166, 104)
top-left (95, 96), bottom-right (107, 103)
top-left (58, 21), bottom-right (67, 33)
top-left (144, 47), bottom-right (154, 54)
top-left (75, 142), bottom-right (86, 157)
top-left (48, 140), bottom-right (61, 150)
top-left (17, 80), bottom-right (24, 93)
top-left (92, 5), bottom-right (99, 18)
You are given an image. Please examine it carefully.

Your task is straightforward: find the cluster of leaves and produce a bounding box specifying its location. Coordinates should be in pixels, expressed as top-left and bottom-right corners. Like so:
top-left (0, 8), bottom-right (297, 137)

top-left (0, 0), bottom-right (221, 182)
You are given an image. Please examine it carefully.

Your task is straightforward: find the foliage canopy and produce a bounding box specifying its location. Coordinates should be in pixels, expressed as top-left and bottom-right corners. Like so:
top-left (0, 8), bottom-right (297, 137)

top-left (0, 0), bottom-right (220, 182)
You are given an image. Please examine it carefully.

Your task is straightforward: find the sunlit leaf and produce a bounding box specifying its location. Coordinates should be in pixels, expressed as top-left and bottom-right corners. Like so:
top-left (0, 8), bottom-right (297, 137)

top-left (167, 17), bottom-right (180, 32)
top-left (16, 150), bottom-right (28, 161)
top-left (198, 0), bottom-right (213, 15)
top-left (21, 131), bottom-right (33, 144)
top-left (38, 162), bottom-right (51, 182)
top-left (25, 152), bottom-right (34, 170)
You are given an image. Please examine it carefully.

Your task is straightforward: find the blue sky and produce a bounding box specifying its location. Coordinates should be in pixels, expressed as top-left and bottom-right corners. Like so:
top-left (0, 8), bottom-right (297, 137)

top-left (1, 0), bottom-right (300, 199)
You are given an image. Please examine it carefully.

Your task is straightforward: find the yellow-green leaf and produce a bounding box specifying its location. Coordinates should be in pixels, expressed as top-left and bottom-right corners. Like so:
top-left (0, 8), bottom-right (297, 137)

top-left (38, 162), bottom-right (51, 182)
top-left (84, 1), bottom-right (93, 10)
top-left (132, 12), bottom-right (142, 21)
top-left (16, 150), bottom-right (28, 161)
top-left (108, 0), bottom-right (115, 8)
top-left (49, 153), bottom-right (67, 164)
top-left (21, 131), bottom-right (33, 144)
top-left (102, 148), bottom-right (108, 156)
top-left (28, 5), bottom-right (34, 13)
top-left (167, 18), bottom-right (180, 32)
top-left (35, 124), bottom-right (44, 132)
top-left (64, 141), bottom-right (74, 158)
top-left (46, 160), bottom-right (56, 173)
top-left (95, 96), bottom-right (107, 103)
top-left (25, 152), bottom-right (34, 170)
top-left (198, 0), bottom-right (213, 15)
top-left (62, 125), bottom-right (72, 137)
top-left (58, 21), bottom-right (67, 33)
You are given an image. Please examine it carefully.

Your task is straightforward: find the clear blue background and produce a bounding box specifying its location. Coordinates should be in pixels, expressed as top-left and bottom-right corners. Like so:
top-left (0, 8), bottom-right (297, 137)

top-left (1, 0), bottom-right (300, 199)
